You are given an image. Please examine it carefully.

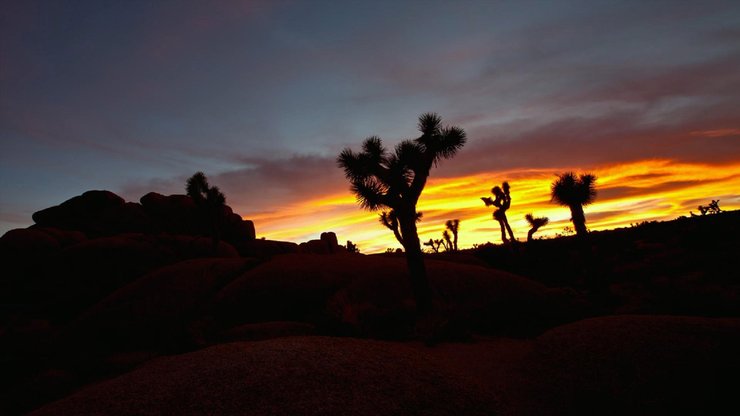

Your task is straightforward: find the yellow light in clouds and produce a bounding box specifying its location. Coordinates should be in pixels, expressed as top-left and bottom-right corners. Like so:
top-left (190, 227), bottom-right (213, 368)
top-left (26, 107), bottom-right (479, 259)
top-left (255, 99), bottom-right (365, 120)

top-left (249, 159), bottom-right (740, 253)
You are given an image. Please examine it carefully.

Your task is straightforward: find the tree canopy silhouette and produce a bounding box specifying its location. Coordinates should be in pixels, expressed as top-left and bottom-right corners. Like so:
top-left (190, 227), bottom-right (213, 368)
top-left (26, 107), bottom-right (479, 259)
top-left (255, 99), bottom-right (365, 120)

top-left (337, 113), bottom-right (466, 314)
top-left (186, 172), bottom-right (226, 250)
top-left (550, 172), bottom-right (597, 237)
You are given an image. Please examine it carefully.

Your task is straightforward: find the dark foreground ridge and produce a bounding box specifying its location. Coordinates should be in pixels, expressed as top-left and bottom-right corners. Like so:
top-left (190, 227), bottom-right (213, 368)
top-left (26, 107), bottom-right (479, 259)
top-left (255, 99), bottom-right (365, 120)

top-left (1, 190), bottom-right (738, 415)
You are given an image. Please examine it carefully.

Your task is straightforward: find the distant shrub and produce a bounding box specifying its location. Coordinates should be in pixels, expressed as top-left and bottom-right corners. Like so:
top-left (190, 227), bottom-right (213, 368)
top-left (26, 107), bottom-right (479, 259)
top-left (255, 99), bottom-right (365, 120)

top-left (691, 200), bottom-right (721, 216)
top-left (346, 240), bottom-right (360, 254)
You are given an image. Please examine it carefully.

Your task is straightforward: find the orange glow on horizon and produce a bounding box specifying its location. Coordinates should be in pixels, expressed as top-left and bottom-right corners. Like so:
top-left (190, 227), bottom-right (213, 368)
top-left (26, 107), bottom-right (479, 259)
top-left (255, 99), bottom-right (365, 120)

top-left (246, 159), bottom-right (740, 253)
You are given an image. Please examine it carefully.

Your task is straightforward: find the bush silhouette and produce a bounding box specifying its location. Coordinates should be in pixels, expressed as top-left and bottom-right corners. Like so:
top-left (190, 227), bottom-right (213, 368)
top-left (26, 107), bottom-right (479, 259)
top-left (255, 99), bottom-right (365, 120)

top-left (525, 213), bottom-right (549, 242)
top-left (345, 240), bottom-right (360, 253)
top-left (692, 199), bottom-right (721, 216)
top-left (482, 181), bottom-right (515, 243)
top-left (338, 113), bottom-right (466, 314)
top-left (550, 172), bottom-right (597, 237)
top-left (186, 172), bottom-right (226, 251)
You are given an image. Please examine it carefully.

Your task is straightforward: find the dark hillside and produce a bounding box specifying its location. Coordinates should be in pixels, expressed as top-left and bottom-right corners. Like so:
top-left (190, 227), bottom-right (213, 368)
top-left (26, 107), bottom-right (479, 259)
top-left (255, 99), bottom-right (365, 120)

top-left (467, 211), bottom-right (739, 316)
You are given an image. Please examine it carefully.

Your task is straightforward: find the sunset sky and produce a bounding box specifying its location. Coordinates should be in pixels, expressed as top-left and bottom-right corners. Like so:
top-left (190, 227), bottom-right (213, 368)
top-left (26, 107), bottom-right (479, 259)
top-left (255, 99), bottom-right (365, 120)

top-left (1, 0), bottom-right (739, 252)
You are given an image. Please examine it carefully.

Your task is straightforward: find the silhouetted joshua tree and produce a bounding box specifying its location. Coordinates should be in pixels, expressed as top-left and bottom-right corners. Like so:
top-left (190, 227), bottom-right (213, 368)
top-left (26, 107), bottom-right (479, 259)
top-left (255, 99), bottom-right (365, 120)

top-left (550, 172), bottom-right (597, 237)
top-left (338, 113), bottom-right (466, 314)
top-left (442, 230), bottom-right (453, 252)
top-left (525, 213), bottom-right (549, 242)
top-left (482, 181), bottom-right (515, 243)
top-left (692, 199), bottom-right (721, 216)
top-left (445, 219), bottom-right (460, 251)
top-left (186, 172), bottom-right (226, 251)
top-left (423, 238), bottom-right (442, 253)
top-left (708, 199), bottom-right (721, 213)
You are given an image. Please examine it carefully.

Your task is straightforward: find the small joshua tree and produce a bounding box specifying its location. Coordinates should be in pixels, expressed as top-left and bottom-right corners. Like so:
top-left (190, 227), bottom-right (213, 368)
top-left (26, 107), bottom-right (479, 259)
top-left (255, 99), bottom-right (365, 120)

top-left (550, 172), bottom-right (597, 237)
top-left (525, 213), bottom-right (549, 242)
top-left (338, 113), bottom-right (466, 314)
top-left (708, 200), bottom-right (721, 213)
top-left (423, 238), bottom-right (443, 253)
top-left (442, 230), bottom-right (453, 252)
top-left (482, 181), bottom-right (515, 243)
top-left (445, 219), bottom-right (460, 251)
top-left (186, 172), bottom-right (226, 251)
top-left (695, 200), bottom-right (721, 216)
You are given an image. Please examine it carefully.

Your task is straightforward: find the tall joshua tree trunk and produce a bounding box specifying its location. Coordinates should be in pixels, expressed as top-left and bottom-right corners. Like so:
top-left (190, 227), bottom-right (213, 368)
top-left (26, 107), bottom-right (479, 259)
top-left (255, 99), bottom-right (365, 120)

top-left (570, 204), bottom-right (587, 236)
top-left (399, 211), bottom-right (430, 314)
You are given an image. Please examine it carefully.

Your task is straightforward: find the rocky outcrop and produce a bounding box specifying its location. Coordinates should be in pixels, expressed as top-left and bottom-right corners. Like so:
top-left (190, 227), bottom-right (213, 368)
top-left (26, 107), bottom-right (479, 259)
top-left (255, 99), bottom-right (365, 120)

top-left (29, 337), bottom-right (497, 416)
top-left (139, 192), bottom-right (199, 235)
top-left (0, 231), bottom-right (241, 320)
top-left (26, 190), bottom-right (256, 244)
top-left (0, 228), bottom-right (62, 254)
top-left (63, 257), bottom-right (258, 352)
top-left (298, 231), bottom-right (344, 254)
top-left (218, 321), bottom-right (316, 342)
top-left (511, 315), bottom-right (740, 415)
top-left (139, 192), bottom-right (256, 245)
top-left (32, 190), bottom-right (153, 235)
top-left (241, 239), bottom-right (299, 258)
top-left (213, 253), bottom-right (586, 338)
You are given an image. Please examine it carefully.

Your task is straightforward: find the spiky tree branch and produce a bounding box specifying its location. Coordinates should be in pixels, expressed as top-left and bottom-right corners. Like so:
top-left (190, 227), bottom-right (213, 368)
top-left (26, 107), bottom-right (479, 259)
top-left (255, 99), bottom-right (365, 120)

top-left (380, 210), bottom-right (404, 246)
